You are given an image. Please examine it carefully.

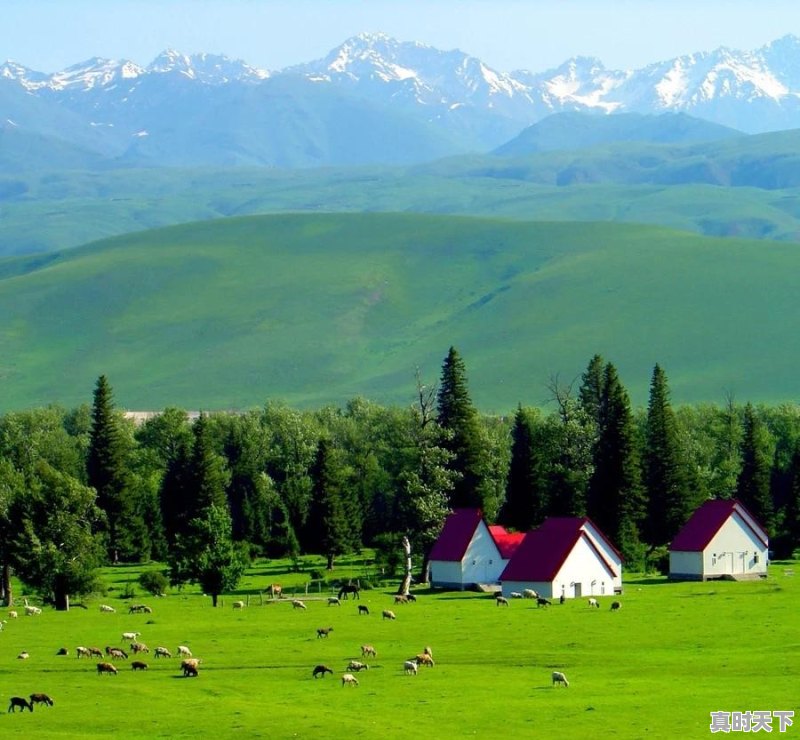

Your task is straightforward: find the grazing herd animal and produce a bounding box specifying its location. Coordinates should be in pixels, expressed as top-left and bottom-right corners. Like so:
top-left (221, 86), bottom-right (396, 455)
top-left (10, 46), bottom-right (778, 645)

top-left (292, 599), bottom-right (307, 610)
top-left (327, 597), bottom-right (341, 606)
top-left (552, 671), bottom-right (570, 687)
top-left (232, 600), bottom-right (245, 610)
top-left (495, 595), bottom-right (509, 607)
top-left (24, 605), bottom-right (42, 616)
top-left (404, 660), bottom-right (418, 675)
top-left (131, 661), bottom-right (148, 671)
top-left (358, 605), bottom-right (370, 616)
top-left (9, 610), bottom-right (18, 618)
top-left (537, 597), bottom-right (552, 608)
top-left (99, 604), bottom-right (115, 613)
top-left (394, 594), bottom-right (408, 604)
top-left (29, 693), bottom-right (54, 707)
top-left (178, 645), bottom-right (193, 657)
top-left (312, 664), bottom-right (334, 678)
top-left (270, 583), bottom-right (283, 599)
top-left (122, 631), bottom-right (140, 642)
top-left (510, 592), bottom-right (523, 599)
top-left (106, 647), bottom-right (128, 660)
top-left (316, 627), bottom-right (334, 639)
top-left (181, 658), bottom-right (200, 677)
top-left (17, 651), bottom-right (29, 660)
top-left (8, 696), bottom-right (33, 712)
top-left (523, 589), bottom-right (539, 599)
top-left (128, 604), bottom-right (152, 614)
top-left (131, 642), bottom-right (149, 654)
top-left (382, 609), bottom-right (396, 620)
top-left (341, 673), bottom-right (359, 687)
top-left (361, 645), bottom-right (377, 657)
top-left (588, 598), bottom-right (600, 608)
top-left (347, 660), bottom-right (369, 672)
top-left (154, 647), bottom-right (172, 658)
top-left (97, 662), bottom-right (118, 675)
top-left (338, 583), bottom-right (360, 601)
top-left (76, 646), bottom-right (91, 658)
top-left (611, 601), bottom-right (622, 611)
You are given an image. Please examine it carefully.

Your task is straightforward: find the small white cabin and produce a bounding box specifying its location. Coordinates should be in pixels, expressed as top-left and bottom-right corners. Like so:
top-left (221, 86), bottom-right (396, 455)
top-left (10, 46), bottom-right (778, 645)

top-left (499, 517), bottom-right (622, 599)
top-left (669, 499), bottom-right (768, 581)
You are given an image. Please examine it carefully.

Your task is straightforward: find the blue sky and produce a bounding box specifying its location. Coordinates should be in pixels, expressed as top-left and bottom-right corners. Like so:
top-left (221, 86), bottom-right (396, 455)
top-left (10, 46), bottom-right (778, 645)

top-left (4, 0), bottom-right (800, 73)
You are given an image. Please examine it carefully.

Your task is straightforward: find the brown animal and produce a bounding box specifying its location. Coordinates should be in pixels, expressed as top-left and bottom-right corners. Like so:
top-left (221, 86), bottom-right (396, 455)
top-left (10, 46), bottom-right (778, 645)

top-left (97, 662), bottom-right (118, 675)
top-left (8, 697), bottom-right (33, 712)
top-left (316, 627), bottom-right (334, 639)
top-left (270, 583), bottom-right (283, 599)
top-left (394, 594), bottom-right (408, 604)
top-left (107, 647), bottom-right (128, 660)
top-left (406, 593), bottom-right (417, 602)
top-left (88, 647), bottom-right (104, 658)
top-left (131, 661), bottom-right (149, 671)
top-left (312, 664), bottom-right (334, 678)
top-left (154, 646), bottom-right (172, 658)
top-left (361, 644), bottom-right (377, 657)
top-left (414, 652), bottom-right (435, 667)
top-left (341, 673), bottom-right (359, 687)
top-left (181, 658), bottom-right (201, 677)
top-left (130, 642), bottom-right (149, 654)
top-left (29, 693), bottom-right (54, 707)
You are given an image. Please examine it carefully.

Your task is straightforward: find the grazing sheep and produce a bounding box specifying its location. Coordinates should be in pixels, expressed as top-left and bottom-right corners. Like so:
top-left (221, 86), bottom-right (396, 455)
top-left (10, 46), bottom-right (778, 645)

top-left (122, 631), bottom-right (141, 642)
top-left (496, 595), bottom-right (509, 606)
top-left (414, 652), bottom-right (435, 668)
top-left (9, 609), bottom-right (18, 618)
top-left (88, 647), bottom-right (104, 659)
top-left (232, 600), bottom-right (245, 610)
top-left (406, 593), bottom-right (417, 602)
top-left (347, 660), bottom-right (369, 672)
top-left (107, 647), bottom-right (128, 660)
top-left (341, 673), bottom-right (359, 687)
top-left (292, 599), bottom-right (307, 610)
top-left (17, 651), bottom-right (29, 660)
top-left (132, 661), bottom-right (148, 671)
top-left (588, 598), bottom-right (600, 608)
top-left (361, 645), bottom-right (377, 657)
top-left (183, 664), bottom-right (199, 678)
top-left (552, 671), bottom-right (569, 687)
top-left (316, 627), bottom-right (334, 639)
top-left (181, 658), bottom-right (200, 677)
top-left (56, 647), bottom-right (69, 656)
top-left (404, 660), bottom-right (418, 675)
top-left (29, 693), bottom-right (54, 707)
top-left (128, 604), bottom-right (147, 614)
top-left (523, 589), bottom-right (539, 599)
top-left (24, 605), bottom-right (42, 616)
top-left (423, 646), bottom-right (433, 659)
top-left (8, 697), bottom-right (33, 712)
top-left (358, 605), bottom-right (370, 616)
top-left (99, 604), bottom-right (115, 613)
top-left (312, 664), bottom-right (334, 678)
top-left (130, 642), bottom-right (149, 654)
top-left (154, 646), bottom-right (172, 658)
top-left (536, 597), bottom-right (552, 608)
top-left (394, 594), bottom-right (408, 604)
top-left (610, 601), bottom-right (622, 611)
top-left (510, 591), bottom-right (523, 599)
top-left (97, 662), bottom-right (118, 675)
top-left (327, 597), bottom-right (341, 606)
top-left (76, 646), bottom-right (91, 659)
top-left (177, 645), bottom-right (192, 657)
top-left (382, 609), bottom-right (396, 620)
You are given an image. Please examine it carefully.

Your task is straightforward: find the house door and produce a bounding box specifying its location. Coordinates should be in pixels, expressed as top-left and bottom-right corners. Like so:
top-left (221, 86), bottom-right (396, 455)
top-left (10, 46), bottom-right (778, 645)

top-left (573, 582), bottom-right (582, 598)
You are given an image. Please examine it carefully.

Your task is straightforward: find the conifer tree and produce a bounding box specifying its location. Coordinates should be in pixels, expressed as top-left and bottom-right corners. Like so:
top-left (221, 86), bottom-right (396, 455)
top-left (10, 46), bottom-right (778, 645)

top-left (736, 403), bottom-right (775, 533)
top-left (782, 442), bottom-right (800, 555)
top-left (579, 354), bottom-right (606, 430)
top-left (436, 347), bottom-right (486, 509)
top-left (498, 406), bottom-right (549, 531)
top-left (586, 363), bottom-right (645, 565)
top-left (86, 375), bottom-right (138, 561)
top-left (189, 413), bottom-right (229, 517)
top-left (643, 364), bottom-right (692, 547)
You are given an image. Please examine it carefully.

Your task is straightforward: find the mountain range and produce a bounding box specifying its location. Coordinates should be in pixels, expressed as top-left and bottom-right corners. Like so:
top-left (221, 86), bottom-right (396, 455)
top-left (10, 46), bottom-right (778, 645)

top-left (5, 33), bottom-right (800, 168)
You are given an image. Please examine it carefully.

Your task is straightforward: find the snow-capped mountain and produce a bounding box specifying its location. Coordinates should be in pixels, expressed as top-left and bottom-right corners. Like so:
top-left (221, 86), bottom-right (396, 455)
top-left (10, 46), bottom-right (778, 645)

top-left (5, 32), bottom-right (800, 169)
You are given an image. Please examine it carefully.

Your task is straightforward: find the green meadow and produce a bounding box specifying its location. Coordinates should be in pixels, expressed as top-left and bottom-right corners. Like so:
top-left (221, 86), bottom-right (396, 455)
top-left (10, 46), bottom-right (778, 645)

top-left (3, 212), bottom-right (800, 411)
top-left (0, 559), bottom-right (798, 739)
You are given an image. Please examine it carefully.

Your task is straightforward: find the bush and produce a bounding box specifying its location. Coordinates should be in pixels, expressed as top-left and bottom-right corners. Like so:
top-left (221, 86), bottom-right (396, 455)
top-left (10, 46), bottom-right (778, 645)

top-left (138, 570), bottom-right (169, 596)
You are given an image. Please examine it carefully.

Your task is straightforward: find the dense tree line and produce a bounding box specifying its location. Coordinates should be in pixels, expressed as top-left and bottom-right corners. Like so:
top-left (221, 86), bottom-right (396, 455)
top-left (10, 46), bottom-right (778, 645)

top-left (1, 350), bottom-right (799, 608)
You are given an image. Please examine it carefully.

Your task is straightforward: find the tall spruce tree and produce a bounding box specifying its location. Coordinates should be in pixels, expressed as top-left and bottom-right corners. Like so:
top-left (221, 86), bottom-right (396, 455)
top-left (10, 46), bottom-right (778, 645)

top-left (579, 354), bottom-right (606, 430)
top-left (782, 442), bottom-right (800, 556)
top-left (736, 403), bottom-right (775, 533)
top-left (498, 406), bottom-right (549, 531)
top-left (436, 347), bottom-right (486, 509)
top-left (86, 375), bottom-right (138, 561)
top-left (306, 438), bottom-right (358, 569)
top-left (586, 363), bottom-right (646, 565)
top-left (643, 364), bottom-right (692, 548)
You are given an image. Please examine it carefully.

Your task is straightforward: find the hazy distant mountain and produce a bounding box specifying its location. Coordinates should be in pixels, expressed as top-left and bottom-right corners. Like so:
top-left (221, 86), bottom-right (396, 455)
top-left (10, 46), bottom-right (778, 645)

top-left (5, 33), bottom-right (800, 167)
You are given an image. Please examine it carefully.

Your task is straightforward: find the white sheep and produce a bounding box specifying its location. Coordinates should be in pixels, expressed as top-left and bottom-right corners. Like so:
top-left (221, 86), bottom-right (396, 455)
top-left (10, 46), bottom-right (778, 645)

top-left (100, 604), bottom-right (115, 613)
top-left (496, 595), bottom-right (509, 606)
top-left (24, 605), bottom-right (42, 616)
top-left (588, 598), bottom-right (600, 608)
top-left (510, 591), bottom-right (523, 599)
top-left (291, 599), bottom-right (307, 610)
top-left (232, 600), bottom-right (245, 609)
top-left (404, 660), bottom-right (418, 675)
top-left (523, 589), bottom-right (539, 599)
top-left (347, 660), bottom-right (369, 672)
top-left (341, 673), bottom-right (359, 687)
top-left (327, 597), bottom-right (341, 606)
top-left (361, 644), bottom-right (377, 657)
top-left (76, 646), bottom-right (91, 658)
top-left (8, 610), bottom-right (18, 619)
top-left (178, 645), bottom-right (192, 657)
top-left (382, 609), bottom-right (396, 620)
top-left (122, 631), bottom-right (141, 642)
top-left (154, 646), bottom-right (172, 658)
top-left (552, 671), bottom-right (569, 687)
top-left (17, 651), bottom-right (29, 660)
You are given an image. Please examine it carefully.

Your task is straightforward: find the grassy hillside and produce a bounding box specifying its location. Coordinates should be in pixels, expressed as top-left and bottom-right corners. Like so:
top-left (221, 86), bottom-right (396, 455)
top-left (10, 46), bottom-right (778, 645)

top-left (2, 212), bottom-right (800, 412)
top-left (0, 559), bottom-right (798, 738)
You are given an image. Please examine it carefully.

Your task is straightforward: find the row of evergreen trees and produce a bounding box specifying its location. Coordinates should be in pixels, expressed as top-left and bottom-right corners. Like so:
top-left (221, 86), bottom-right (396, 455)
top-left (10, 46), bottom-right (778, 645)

top-left (1, 348), bottom-right (799, 608)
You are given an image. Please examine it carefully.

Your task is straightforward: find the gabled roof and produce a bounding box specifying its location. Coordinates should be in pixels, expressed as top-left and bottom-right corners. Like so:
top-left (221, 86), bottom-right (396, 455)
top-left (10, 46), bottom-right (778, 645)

top-left (428, 509), bottom-right (483, 562)
top-left (669, 498), bottom-right (768, 552)
top-left (489, 525), bottom-right (526, 559)
top-left (499, 517), bottom-right (618, 583)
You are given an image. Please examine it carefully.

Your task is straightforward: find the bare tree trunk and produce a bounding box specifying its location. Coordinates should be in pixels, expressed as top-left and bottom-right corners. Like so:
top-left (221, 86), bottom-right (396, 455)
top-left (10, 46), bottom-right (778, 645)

top-left (398, 536), bottom-right (412, 595)
top-left (1, 563), bottom-right (10, 606)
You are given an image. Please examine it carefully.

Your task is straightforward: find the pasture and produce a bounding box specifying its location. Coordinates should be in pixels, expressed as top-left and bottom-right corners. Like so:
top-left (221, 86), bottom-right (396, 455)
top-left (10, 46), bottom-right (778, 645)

top-left (0, 560), bottom-right (797, 738)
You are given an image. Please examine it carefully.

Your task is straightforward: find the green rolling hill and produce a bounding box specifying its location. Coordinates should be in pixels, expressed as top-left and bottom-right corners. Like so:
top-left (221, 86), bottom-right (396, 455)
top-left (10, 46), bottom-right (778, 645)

top-left (2, 212), bottom-right (799, 412)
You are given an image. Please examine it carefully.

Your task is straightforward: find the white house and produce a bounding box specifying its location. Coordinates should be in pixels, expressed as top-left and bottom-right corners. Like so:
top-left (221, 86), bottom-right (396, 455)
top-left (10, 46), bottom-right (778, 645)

top-left (499, 517), bottom-right (623, 599)
top-left (669, 498), bottom-right (768, 581)
top-left (428, 509), bottom-right (524, 589)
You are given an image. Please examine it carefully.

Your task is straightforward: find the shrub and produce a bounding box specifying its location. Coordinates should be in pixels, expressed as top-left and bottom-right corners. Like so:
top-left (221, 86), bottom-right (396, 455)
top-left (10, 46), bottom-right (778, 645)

top-left (138, 570), bottom-right (169, 596)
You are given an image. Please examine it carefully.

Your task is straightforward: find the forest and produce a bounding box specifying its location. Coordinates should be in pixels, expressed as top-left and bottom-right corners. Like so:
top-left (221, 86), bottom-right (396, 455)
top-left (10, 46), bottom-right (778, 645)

top-left (1, 347), bottom-right (798, 609)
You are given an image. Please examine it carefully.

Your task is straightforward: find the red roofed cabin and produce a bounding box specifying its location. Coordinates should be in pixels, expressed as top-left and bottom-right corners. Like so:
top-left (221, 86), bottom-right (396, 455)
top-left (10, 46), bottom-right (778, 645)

top-left (499, 517), bottom-right (623, 600)
top-left (669, 499), bottom-right (768, 581)
top-left (427, 509), bottom-right (524, 590)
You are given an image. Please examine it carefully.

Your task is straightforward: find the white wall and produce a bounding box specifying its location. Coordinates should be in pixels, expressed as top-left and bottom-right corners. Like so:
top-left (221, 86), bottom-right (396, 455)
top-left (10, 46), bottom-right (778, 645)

top-left (429, 561), bottom-right (465, 588)
top-left (703, 515), bottom-right (768, 578)
top-left (461, 520), bottom-right (504, 584)
top-left (552, 535), bottom-right (619, 598)
top-left (669, 551), bottom-right (703, 579)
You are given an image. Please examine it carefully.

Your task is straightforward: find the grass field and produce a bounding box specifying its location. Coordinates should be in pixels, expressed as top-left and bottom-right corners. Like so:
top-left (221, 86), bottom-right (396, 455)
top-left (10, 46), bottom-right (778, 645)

top-left (0, 558), bottom-right (797, 739)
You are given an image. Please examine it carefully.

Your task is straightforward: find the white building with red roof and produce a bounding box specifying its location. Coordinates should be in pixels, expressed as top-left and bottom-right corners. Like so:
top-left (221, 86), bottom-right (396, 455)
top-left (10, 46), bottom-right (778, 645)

top-left (669, 498), bottom-right (768, 581)
top-left (499, 517), bottom-right (623, 600)
top-left (427, 509), bottom-right (525, 589)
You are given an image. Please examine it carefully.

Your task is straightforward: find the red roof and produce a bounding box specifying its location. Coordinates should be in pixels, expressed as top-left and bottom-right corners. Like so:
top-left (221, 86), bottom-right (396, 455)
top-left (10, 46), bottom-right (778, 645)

top-left (428, 509), bottom-right (483, 562)
top-left (669, 498), bottom-right (768, 552)
top-left (500, 517), bottom-right (618, 582)
top-left (489, 526), bottom-right (526, 559)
